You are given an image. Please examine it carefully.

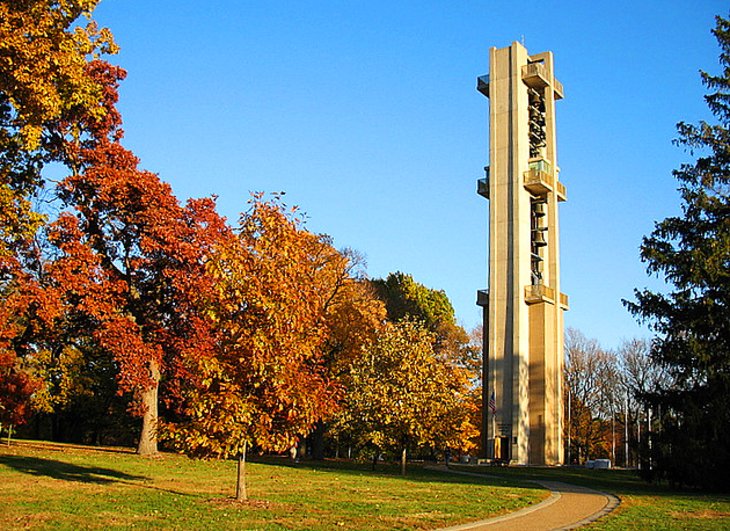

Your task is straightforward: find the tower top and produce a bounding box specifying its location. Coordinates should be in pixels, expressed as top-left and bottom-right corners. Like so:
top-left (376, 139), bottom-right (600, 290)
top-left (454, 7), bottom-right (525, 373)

top-left (477, 42), bottom-right (564, 101)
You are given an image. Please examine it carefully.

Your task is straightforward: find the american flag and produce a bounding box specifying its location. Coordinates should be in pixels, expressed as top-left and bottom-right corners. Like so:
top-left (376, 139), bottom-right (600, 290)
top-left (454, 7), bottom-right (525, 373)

top-left (488, 389), bottom-right (496, 415)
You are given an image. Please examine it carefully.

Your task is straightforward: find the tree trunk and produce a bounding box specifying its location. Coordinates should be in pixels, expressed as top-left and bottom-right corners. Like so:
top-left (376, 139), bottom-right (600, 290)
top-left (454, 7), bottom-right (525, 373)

top-left (636, 406), bottom-right (641, 470)
top-left (236, 442), bottom-right (248, 502)
top-left (625, 394), bottom-right (629, 468)
top-left (137, 359), bottom-right (160, 456)
top-left (51, 414), bottom-right (59, 442)
top-left (611, 412), bottom-right (616, 466)
top-left (310, 420), bottom-right (326, 460)
top-left (401, 447), bottom-right (407, 476)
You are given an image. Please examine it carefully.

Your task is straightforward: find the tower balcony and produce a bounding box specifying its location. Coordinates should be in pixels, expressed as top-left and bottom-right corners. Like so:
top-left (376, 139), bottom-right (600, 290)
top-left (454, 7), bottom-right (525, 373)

top-left (477, 289), bottom-right (489, 307)
top-left (524, 284), bottom-right (555, 305)
top-left (477, 166), bottom-right (490, 199)
top-left (477, 74), bottom-right (490, 97)
top-left (523, 159), bottom-right (554, 196)
top-left (477, 178), bottom-right (489, 199)
top-left (522, 62), bottom-right (564, 100)
top-left (559, 292), bottom-right (569, 310)
top-left (522, 62), bottom-right (549, 89)
top-left (556, 181), bottom-right (567, 202)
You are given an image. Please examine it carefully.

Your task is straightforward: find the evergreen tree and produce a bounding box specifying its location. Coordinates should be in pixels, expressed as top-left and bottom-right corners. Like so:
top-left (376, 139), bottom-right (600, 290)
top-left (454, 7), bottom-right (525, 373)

top-left (625, 15), bottom-right (730, 490)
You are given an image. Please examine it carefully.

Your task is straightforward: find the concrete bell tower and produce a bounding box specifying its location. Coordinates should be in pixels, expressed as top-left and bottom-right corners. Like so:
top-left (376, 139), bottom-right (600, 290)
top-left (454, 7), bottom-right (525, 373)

top-left (477, 42), bottom-right (568, 465)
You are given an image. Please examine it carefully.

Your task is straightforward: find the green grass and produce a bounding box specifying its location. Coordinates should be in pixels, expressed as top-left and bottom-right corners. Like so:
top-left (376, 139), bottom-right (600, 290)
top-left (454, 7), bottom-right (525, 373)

top-left (0, 441), bottom-right (545, 530)
top-left (7, 441), bottom-right (728, 530)
top-left (451, 464), bottom-right (730, 530)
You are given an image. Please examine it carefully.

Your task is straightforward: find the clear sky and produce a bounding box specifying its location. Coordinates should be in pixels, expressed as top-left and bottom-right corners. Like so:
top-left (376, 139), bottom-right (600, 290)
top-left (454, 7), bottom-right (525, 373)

top-left (91, 0), bottom-right (727, 350)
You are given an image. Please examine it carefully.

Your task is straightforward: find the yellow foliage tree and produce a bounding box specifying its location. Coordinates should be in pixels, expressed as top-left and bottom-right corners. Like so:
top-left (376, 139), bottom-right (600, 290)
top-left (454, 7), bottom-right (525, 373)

top-left (0, 0), bottom-right (117, 261)
top-left (334, 319), bottom-right (477, 475)
top-left (0, 0), bottom-right (117, 150)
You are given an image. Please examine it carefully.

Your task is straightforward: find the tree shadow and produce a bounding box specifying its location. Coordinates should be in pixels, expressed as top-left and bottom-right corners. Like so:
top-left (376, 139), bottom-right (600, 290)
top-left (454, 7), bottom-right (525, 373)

top-left (0, 454), bottom-right (148, 485)
top-left (252, 456), bottom-right (539, 490)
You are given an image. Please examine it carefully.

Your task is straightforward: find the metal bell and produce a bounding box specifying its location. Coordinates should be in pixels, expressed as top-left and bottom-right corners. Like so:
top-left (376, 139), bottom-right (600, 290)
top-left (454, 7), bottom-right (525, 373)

top-left (533, 230), bottom-right (547, 246)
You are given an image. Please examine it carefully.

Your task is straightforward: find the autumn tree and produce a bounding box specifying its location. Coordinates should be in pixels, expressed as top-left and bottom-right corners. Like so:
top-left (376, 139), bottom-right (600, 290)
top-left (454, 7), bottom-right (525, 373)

top-left (0, 0), bottom-right (116, 151)
top-left (563, 328), bottom-right (618, 464)
top-left (319, 252), bottom-right (387, 376)
top-left (334, 320), bottom-right (477, 475)
top-left (40, 58), bottom-right (232, 455)
top-left (305, 269), bottom-right (387, 458)
top-left (0, 329), bottom-right (40, 440)
top-left (0, 1), bottom-right (117, 432)
top-left (166, 196), bottom-right (340, 501)
top-left (51, 165), bottom-right (229, 454)
top-left (625, 16), bottom-right (730, 489)
top-left (0, 0), bottom-right (116, 257)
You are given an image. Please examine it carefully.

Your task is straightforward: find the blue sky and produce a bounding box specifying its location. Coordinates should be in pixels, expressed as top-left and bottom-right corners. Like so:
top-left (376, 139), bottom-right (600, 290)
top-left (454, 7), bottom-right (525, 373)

top-left (92, 1), bottom-right (726, 350)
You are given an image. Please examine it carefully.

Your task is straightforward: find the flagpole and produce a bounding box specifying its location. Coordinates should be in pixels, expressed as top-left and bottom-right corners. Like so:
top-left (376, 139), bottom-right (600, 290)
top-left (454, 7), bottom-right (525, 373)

top-left (488, 389), bottom-right (497, 460)
top-left (492, 403), bottom-right (496, 460)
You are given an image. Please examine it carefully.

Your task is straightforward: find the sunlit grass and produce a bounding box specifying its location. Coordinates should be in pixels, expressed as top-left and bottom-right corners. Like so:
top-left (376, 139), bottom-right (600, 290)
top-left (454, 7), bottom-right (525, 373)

top-left (0, 441), bottom-right (545, 530)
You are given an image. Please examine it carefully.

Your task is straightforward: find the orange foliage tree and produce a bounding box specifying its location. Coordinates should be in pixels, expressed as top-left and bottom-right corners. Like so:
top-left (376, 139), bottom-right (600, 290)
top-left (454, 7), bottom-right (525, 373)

top-left (320, 259), bottom-right (387, 378)
top-left (301, 246), bottom-right (388, 459)
top-left (166, 196), bottom-right (341, 501)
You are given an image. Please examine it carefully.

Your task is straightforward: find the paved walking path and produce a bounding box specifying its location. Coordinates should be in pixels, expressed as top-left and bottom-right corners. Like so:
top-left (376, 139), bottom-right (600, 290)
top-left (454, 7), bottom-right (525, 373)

top-left (430, 467), bottom-right (620, 531)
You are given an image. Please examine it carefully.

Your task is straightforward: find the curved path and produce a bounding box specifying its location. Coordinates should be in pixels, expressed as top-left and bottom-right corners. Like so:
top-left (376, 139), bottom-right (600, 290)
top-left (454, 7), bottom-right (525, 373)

top-left (432, 468), bottom-right (620, 531)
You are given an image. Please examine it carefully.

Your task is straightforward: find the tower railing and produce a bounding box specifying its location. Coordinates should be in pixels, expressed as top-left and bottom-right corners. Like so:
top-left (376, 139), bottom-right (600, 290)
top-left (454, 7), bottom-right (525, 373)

top-left (524, 284), bottom-right (556, 304)
top-left (522, 62), bottom-right (549, 88)
top-left (554, 79), bottom-right (564, 100)
top-left (524, 159), bottom-right (554, 196)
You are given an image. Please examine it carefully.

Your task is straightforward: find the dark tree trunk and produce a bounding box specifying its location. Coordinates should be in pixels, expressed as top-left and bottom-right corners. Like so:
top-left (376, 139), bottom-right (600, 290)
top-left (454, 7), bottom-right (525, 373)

top-left (310, 420), bottom-right (326, 460)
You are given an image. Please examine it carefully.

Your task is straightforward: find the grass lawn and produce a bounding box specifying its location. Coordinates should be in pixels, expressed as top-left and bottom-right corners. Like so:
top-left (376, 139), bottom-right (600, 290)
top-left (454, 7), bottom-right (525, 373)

top-left (451, 464), bottom-right (730, 530)
top-left (0, 440), bottom-right (545, 530)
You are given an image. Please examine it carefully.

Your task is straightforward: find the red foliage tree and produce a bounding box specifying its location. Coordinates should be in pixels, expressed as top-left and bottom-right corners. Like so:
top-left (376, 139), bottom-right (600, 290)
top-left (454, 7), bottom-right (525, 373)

top-left (0, 270), bottom-right (46, 433)
top-left (48, 61), bottom-right (230, 454)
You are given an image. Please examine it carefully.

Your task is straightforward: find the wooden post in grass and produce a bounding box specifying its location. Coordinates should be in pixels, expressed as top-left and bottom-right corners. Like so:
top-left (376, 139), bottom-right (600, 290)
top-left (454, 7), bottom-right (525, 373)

top-left (236, 441), bottom-right (248, 502)
top-left (401, 447), bottom-right (407, 476)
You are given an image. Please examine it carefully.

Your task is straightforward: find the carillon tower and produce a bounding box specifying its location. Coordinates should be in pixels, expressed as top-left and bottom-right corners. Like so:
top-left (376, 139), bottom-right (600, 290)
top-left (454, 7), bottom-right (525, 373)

top-left (476, 42), bottom-right (568, 465)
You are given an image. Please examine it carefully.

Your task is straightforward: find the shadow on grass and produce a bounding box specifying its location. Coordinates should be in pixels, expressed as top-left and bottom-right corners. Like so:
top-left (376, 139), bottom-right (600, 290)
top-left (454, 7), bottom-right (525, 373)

top-left (0, 454), bottom-right (148, 485)
top-left (450, 464), bottom-right (730, 499)
top-left (13, 439), bottom-right (136, 455)
top-left (0, 453), bottom-right (197, 497)
top-left (256, 457), bottom-right (730, 501)
top-left (250, 456), bottom-right (541, 491)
